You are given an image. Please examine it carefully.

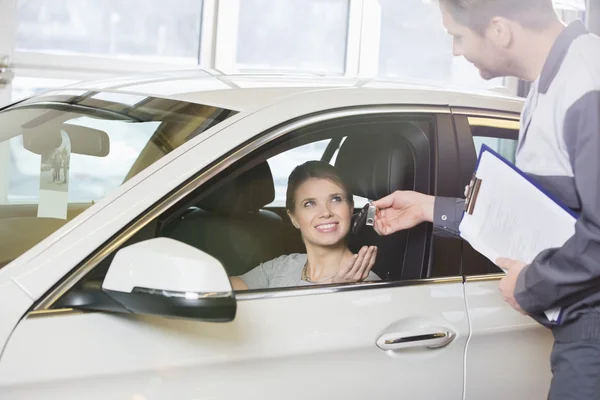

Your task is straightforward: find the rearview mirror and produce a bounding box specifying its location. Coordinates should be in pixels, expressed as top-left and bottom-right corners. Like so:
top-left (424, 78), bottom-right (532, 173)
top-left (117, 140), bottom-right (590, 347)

top-left (23, 123), bottom-right (110, 157)
top-left (102, 238), bottom-right (236, 322)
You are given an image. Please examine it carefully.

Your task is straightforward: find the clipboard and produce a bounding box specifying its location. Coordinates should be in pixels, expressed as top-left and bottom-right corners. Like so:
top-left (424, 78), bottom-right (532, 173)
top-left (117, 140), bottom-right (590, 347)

top-left (464, 173), bottom-right (482, 216)
top-left (464, 144), bottom-right (579, 219)
top-left (460, 144), bottom-right (579, 324)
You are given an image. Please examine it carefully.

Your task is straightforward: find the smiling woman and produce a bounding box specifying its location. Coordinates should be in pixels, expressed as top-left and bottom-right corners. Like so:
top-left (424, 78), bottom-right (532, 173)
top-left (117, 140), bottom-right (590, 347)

top-left (230, 161), bottom-right (380, 291)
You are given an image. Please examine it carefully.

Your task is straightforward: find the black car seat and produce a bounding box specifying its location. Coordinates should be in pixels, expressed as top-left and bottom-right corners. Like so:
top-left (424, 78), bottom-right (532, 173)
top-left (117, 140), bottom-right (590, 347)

top-left (334, 123), bottom-right (429, 281)
top-left (162, 161), bottom-right (283, 277)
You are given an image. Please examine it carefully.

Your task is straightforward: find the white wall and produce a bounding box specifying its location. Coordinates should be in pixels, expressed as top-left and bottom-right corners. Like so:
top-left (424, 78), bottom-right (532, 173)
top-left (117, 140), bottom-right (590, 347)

top-left (0, 0), bottom-right (16, 106)
top-left (0, 0), bottom-right (589, 106)
top-left (0, 0), bottom-right (17, 202)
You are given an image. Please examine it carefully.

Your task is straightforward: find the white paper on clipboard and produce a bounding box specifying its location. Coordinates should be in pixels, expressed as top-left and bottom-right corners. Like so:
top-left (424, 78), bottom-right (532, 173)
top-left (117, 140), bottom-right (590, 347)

top-left (459, 145), bottom-right (577, 322)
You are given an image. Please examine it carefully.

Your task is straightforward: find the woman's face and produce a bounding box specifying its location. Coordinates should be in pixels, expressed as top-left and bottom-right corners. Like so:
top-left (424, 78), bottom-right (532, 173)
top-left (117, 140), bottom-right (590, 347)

top-left (288, 178), bottom-right (353, 248)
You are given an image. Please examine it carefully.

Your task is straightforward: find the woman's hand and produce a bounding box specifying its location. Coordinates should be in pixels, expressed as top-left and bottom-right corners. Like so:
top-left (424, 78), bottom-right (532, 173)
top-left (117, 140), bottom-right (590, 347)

top-left (332, 246), bottom-right (377, 284)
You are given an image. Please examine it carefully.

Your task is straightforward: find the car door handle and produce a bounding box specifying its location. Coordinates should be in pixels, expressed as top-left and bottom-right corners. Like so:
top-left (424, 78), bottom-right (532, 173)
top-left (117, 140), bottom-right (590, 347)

top-left (376, 327), bottom-right (455, 351)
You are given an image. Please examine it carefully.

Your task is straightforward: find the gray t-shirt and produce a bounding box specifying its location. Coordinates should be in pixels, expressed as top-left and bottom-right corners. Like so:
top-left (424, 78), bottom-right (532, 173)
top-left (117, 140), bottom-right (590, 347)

top-left (238, 253), bottom-right (381, 290)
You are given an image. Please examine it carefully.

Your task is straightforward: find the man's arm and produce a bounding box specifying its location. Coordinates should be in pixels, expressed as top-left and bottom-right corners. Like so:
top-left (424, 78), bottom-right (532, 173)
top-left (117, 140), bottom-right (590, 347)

top-left (515, 91), bottom-right (600, 314)
top-left (373, 191), bottom-right (465, 237)
top-left (432, 197), bottom-right (465, 238)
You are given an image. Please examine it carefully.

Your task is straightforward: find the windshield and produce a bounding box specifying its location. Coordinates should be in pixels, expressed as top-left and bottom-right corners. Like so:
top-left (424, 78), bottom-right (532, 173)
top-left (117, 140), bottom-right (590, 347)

top-left (0, 90), bottom-right (237, 268)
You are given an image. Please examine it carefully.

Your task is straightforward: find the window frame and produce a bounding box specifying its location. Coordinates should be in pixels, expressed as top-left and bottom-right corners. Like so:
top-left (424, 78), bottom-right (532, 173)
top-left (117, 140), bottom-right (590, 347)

top-left (427, 111), bottom-right (465, 278)
top-left (452, 110), bottom-right (521, 277)
top-left (34, 105), bottom-right (463, 312)
top-left (252, 112), bottom-right (439, 280)
top-left (264, 138), bottom-right (334, 208)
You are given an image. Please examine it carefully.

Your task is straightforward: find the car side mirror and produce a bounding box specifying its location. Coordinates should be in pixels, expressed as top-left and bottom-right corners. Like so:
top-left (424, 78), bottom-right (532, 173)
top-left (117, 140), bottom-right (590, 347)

top-left (102, 238), bottom-right (236, 322)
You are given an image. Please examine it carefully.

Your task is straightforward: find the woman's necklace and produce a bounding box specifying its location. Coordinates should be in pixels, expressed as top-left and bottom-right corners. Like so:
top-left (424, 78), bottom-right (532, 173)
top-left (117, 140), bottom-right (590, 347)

top-left (301, 262), bottom-right (337, 284)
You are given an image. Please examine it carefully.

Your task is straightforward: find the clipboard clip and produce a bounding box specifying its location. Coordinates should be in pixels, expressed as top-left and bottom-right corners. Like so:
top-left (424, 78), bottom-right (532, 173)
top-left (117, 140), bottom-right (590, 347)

top-left (464, 173), bottom-right (483, 215)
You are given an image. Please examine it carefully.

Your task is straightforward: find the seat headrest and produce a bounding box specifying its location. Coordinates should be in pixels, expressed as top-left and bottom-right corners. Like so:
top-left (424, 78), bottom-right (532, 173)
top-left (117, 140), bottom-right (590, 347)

top-left (334, 125), bottom-right (416, 200)
top-left (198, 161), bottom-right (275, 214)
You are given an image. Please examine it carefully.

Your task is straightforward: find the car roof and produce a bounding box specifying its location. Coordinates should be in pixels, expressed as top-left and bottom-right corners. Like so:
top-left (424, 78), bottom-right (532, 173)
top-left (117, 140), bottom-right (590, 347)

top-left (62, 69), bottom-right (524, 115)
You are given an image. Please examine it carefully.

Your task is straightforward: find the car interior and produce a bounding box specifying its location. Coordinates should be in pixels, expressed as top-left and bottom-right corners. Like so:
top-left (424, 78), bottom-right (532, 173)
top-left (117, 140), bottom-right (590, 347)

top-left (52, 113), bottom-right (436, 310)
top-left (160, 161), bottom-right (284, 277)
top-left (0, 97), bottom-right (236, 269)
top-left (159, 115), bottom-right (434, 285)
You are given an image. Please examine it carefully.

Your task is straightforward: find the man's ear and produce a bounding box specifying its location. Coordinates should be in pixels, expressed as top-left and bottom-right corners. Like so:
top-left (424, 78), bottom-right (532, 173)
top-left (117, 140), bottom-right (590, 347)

top-left (487, 16), bottom-right (513, 48)
top-left (287, 210), bottom-right (299, 229)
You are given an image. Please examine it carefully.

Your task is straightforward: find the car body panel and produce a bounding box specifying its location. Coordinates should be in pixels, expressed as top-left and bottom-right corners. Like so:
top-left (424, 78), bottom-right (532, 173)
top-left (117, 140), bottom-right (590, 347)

top-left (63, 73), bottom-right (524, 115)
top-left (0, 282), bottom-right (468, 399)
top-left (0, 281), bottom-right (34, 360)
top-left (463, 278), bottom-right (553, 399)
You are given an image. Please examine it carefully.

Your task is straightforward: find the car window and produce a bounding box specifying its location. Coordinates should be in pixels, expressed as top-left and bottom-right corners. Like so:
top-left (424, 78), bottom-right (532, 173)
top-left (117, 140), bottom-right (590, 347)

top-left (464, 115), bottom-right (520, 275)
top-left (7, 117), bottom-right (161, 203)
top-left (0, 90), bottom-right (237, 268)
top-left (52, 114), bottom-right (437, 310)
top-left (267, 137), bottom-right (369, 208)
top-left (469, 116), bottom-right (519, 162)
top-left (161, 115), bottom-right (434, 284)
top-left (472, 136), bottom-right (518, 163)
top-left (329, 137), bottom-right (369, 208)
top-left (266, 139), bottom-right (331, 207)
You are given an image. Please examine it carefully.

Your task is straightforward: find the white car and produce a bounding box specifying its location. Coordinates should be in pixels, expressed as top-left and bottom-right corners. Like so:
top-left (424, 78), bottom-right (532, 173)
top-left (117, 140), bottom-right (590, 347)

top-left (0, 71), bottom-right (552, 399)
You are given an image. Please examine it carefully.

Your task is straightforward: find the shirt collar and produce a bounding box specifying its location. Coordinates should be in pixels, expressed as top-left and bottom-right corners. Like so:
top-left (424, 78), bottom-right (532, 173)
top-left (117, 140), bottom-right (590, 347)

top-left (538, 19), bottom-right (588, 94)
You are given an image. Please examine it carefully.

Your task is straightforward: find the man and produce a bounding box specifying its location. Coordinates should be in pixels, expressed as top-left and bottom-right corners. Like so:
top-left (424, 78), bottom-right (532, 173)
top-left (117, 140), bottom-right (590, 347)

top-left (373, 0), bottom-right (600, 398)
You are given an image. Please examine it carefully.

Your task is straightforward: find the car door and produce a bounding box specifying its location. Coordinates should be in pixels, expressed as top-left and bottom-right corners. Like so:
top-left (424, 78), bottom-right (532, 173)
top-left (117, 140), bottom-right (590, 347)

top-left (0, 107), bottom-right (470, 400)
top-left (452, 111), bottom-right (554, 400)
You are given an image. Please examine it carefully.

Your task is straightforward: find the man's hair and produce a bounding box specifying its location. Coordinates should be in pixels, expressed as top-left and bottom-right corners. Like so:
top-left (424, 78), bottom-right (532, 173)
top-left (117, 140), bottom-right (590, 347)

top-left (440, 0), bottom-right (557, 33)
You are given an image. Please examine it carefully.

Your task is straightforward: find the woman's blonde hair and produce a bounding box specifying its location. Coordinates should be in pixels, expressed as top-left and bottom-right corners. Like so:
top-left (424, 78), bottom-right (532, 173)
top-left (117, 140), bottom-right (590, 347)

top-left (286, 161), bottom-right (353, 213)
